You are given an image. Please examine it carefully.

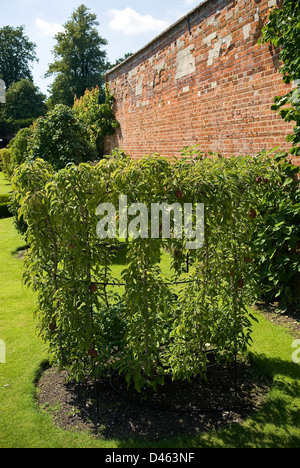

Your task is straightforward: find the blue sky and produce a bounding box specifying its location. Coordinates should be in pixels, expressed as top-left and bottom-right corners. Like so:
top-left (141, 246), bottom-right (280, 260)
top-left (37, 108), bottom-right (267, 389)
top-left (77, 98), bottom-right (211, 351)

top-left (0, 0), bottom-right (203, 95)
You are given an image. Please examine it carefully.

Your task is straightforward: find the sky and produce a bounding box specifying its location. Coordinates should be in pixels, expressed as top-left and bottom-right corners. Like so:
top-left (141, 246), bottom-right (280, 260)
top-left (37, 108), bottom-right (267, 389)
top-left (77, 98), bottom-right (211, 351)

top-left (0, 0), bottom-right (203, 96)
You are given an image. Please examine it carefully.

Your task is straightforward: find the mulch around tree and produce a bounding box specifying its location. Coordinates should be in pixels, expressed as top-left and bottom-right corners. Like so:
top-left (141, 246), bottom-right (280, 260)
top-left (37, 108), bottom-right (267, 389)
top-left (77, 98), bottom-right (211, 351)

top-left (36, 358), bottom-right (270, 442)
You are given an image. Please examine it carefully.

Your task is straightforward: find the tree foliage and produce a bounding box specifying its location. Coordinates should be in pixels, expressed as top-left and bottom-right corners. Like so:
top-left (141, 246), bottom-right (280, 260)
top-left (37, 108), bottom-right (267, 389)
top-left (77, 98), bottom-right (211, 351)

top-left (251, 152), bottom-right (300, 312)
top-left (46, 4), bottom-right (108, 107)
top-left (0, 128), bottom-right (33, 178)
top-left (1, 79), bottom-right (47, 121)
top-left (0, 148), bottom-right (12, 177)
top-left (30, 104), bottom-right (96, 170)
top-left (0, 26), bottom-right (38, 88)
top-left (73, 85), bottom-right (119, 157)
top-left (260, 0), bottom-right (300, 156)
top-left (8, 127), bottom-right (32, 168)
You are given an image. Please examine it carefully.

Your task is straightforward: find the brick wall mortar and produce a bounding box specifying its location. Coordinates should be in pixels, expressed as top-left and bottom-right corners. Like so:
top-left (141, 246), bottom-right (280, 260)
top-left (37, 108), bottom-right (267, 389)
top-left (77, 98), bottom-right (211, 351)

top-left (105, 0), bottom-right (298, 163)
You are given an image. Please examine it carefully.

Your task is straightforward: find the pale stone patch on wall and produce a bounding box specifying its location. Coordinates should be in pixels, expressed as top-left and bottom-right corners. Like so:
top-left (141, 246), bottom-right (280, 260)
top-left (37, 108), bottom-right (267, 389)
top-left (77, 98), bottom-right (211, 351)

top-left (243, 23), bottom-right (252, 40)
top-left (128, 67), bottom-right (138, 79)
top-left (204, 31), bottom-right (217, 45)
top-left (175, 45), bottom-right (196, 80)
top-left (207, 39), bottom-right (222, 66)
top-left (154, 60), bottom-right (166, 74)
top-left (136, 77), bottom-right (144, 96)
top-left (205, 32), bottom-right (232, 66)
top-left (226, 10), bottom-right (234, 20)
top-left (176, 38), bottom-right (185, 50)
top-left (223, 34), bottom-right (232, 48)
top-left (206, 15), bottom-right (219, 27)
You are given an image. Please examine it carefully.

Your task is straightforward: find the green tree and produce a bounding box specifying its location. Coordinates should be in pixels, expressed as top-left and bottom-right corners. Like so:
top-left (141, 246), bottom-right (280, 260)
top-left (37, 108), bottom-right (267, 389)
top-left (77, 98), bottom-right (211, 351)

top-left (2, 79), bottom-right (47, 121)
top-left (30, 104), bottom-right (96, 170)
top-left (46, 4), bottom-right (108, 107)
top-left (260, 0), bottom-right (300, 156)
top-left (0, 26), bottom-right (38, 87)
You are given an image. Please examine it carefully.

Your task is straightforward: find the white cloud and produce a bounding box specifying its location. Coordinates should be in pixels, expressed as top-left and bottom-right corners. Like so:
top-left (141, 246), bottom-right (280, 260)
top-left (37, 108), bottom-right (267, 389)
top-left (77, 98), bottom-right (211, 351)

top-left (183, 0), bottom-right (203, 6)
top-left (35, 18), bottom-right (64, 36)
top-left (107, 7), bottom-right (170, 35)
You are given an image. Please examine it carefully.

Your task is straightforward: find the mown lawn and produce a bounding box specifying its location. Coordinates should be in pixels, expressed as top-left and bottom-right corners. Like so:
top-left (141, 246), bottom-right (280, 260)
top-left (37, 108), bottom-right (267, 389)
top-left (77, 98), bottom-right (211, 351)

top-left (0, 216), bottom-right (299, 448)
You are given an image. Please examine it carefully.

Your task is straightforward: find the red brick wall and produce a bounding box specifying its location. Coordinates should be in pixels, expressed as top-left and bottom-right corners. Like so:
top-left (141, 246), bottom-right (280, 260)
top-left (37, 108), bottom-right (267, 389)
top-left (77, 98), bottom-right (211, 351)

top-left (105, 0), bottom-right (296, 161)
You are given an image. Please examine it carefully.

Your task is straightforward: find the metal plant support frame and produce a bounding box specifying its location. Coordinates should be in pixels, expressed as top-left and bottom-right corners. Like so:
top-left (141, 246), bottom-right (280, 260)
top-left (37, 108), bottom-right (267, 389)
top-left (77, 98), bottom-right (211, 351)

top-left (73, 246), bottom-right (241, 419)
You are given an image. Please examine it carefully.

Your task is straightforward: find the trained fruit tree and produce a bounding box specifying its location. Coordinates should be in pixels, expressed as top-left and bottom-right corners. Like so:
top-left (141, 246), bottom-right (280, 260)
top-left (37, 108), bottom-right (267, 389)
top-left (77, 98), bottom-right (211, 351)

top-left (12, 150), bottom-right (284, 391)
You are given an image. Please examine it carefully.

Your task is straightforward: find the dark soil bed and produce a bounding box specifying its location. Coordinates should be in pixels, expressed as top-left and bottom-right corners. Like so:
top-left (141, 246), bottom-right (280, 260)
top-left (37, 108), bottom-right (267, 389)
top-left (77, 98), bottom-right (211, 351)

top-left (36, 359), bottom-right (270, 442)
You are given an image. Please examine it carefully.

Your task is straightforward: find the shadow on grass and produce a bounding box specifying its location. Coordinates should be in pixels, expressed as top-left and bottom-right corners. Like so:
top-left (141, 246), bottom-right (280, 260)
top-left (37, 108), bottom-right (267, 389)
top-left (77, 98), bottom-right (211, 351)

top-left (199, 354), bottom-right (300, 448)
top-left (11, 244), bottom-right (30, 257)
top-left (116, 353), bottom-right (300, 449)
top-left (110, 245), bottom-right (127, 266)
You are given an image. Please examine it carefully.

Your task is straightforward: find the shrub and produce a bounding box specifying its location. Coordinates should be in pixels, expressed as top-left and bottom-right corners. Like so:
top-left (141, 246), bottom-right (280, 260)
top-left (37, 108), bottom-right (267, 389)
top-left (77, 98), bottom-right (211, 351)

top-left (30, 104), bottom-right (96, 170)
top-left (0, 128), bottom-right (33, 178)
top-left (0, 117), bottom-right (36, 139)
top-left (9, 127), bottom-right (33, 167)
top-left (0, 148), bottom-right (13, 177)
top-left (73, 85), bottom-right (119, 158)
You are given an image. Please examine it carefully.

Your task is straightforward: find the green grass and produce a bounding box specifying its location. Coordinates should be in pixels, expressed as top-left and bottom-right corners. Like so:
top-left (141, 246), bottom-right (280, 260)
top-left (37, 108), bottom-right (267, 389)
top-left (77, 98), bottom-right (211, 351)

top-left (0, 216), bottom-right (299, 448)
top-left (0, 172), bottom-right (12, 195)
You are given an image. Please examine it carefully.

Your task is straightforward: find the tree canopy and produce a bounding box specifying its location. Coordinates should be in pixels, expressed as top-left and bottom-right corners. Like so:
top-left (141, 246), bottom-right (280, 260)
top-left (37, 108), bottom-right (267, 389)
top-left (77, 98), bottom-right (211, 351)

top-left (46, 4), bottom-right (108, 107)
top-left (2, 79), bottom-right (47, 121)
top-left (30, 104), bottom-right (96, 170)
top-left (0, 26), bottom-right (38, 87)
